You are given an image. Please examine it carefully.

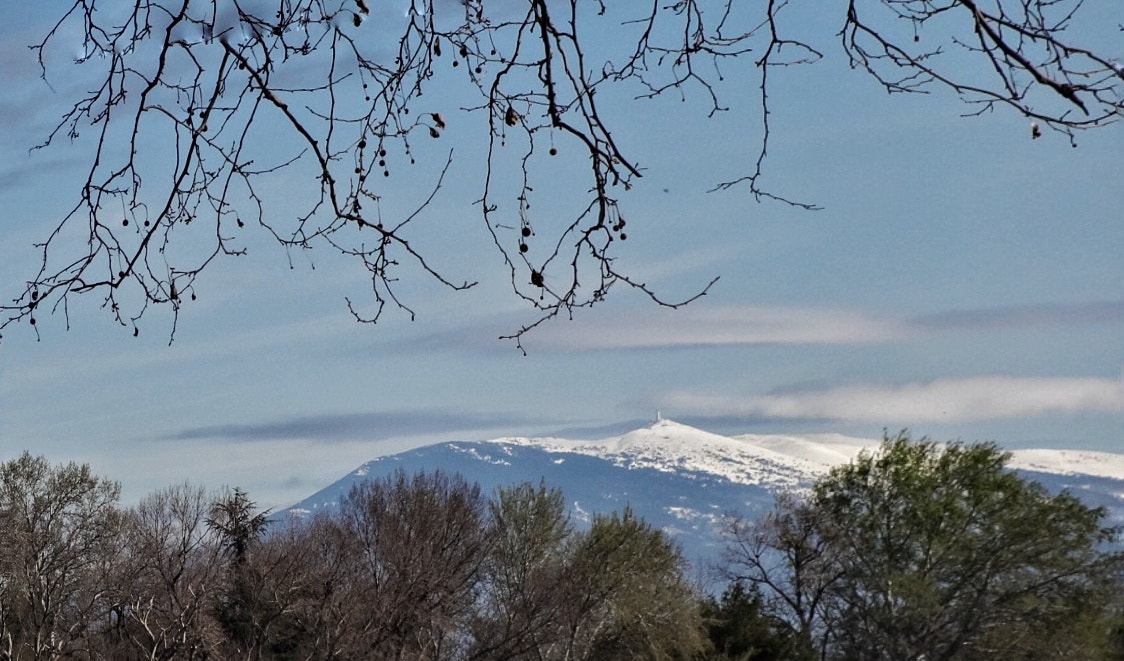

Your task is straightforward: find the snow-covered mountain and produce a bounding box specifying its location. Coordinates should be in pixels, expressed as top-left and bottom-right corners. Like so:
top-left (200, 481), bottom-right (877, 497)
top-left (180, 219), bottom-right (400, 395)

top-left (283, 419), bottom-right (1124, 569)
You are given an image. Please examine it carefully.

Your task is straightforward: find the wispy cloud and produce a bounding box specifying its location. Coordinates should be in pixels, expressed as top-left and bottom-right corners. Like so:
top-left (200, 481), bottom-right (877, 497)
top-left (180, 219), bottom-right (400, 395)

top-left (524, 305), bottom-right (906, 350)
top-left (913, 300), bottom-right (1123, 331)
top-left (659, 377), bottom-right (1124, 423)
top-left (467, 300), bottom-right (1124, 352)
top-left (165, 409), bottom-right (543, 443)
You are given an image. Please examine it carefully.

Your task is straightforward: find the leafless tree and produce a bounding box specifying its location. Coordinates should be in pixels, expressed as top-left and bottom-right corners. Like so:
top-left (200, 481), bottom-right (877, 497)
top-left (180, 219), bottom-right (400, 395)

top-left (3, 0), bottom-right (1118, 345)
top-left (719, 494), bottom-right (845, 659)
top-left (333, 470), bottom-right (491, 659)
top-left (0, 453), bottom-right (125, 661)
top-left (110, 484), bottom-right (225, 661)
top-left (0, 458), bottom-right (716, 660)
top-left (251, 513), bottom-right (365, 660)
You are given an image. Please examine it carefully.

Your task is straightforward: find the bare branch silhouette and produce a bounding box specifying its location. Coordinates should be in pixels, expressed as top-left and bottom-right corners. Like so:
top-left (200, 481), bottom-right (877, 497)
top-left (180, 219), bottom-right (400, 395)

top-left (2, 0), bottom-right (1119, 343)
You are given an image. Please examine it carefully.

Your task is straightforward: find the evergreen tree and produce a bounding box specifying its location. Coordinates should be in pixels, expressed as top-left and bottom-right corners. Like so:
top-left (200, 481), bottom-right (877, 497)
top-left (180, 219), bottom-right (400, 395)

top-left (700, 581), bottom-right (810, 661)
top-left (206, 487), bottom-right (271, 657)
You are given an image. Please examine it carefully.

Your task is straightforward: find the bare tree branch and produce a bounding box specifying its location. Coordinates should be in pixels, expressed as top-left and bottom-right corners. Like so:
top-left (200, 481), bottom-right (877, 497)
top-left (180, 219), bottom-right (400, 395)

top-left (2, 0), bottom-right (1119, 344)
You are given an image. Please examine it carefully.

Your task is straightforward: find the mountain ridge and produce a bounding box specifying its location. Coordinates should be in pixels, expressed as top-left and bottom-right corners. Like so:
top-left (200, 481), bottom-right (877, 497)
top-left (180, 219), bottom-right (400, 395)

top-left (283, 419), bottom-right (1124, 567)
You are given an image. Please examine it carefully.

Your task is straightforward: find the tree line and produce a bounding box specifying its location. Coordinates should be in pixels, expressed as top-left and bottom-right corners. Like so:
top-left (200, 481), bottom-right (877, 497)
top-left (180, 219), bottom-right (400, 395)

top-left (2, 434), bottom-right (1123, 660)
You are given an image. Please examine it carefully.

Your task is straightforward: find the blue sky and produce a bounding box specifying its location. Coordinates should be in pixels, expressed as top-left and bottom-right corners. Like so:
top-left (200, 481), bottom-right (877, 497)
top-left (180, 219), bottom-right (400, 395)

top-left (1, 1), bottom-right (1121, 508)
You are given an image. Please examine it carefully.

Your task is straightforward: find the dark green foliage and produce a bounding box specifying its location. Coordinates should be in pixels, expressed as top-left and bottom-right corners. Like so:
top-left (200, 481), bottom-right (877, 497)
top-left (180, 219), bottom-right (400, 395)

top-left (700, 581), bottom-right (810, 661)
top-left (206, 487), bottom-right (272, 656)
top-left (206, 487), bottom-right (269, 566)
top-left (1108, 604), bottom-right (1124, 661)
top-left (818, 434), bottom-right (1120, 660)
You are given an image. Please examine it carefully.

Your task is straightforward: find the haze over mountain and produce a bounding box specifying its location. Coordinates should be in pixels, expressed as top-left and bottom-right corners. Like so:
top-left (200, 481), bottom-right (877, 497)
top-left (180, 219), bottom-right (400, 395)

top-left (284, 419), bottom-right (1124, 568)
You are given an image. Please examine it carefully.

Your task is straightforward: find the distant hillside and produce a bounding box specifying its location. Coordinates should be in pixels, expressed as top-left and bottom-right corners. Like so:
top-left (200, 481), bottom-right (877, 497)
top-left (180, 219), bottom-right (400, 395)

top-left (283, 419), bottom-right (1124, 568)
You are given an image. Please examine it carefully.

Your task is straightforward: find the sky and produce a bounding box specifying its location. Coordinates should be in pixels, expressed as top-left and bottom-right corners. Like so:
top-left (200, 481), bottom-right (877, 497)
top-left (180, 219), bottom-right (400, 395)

top-left (1, 1), bottom-right (1122, 509)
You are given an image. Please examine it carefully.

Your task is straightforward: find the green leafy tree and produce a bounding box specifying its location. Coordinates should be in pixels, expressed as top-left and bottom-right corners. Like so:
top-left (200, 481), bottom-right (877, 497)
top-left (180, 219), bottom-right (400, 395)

top-left (560, 508), bottom-right (707, 660)
top-left (470, 481), bottom-right (572, 660)
top-left (724, 433), bottom-right (1124, 661)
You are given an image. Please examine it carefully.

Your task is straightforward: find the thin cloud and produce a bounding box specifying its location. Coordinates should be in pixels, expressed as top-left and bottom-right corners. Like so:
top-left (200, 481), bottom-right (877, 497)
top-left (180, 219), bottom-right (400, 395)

top-left (165, 410), bottom-right (542, 443)
top-left (440, 300), bottom-right (1124, 352)
top-left (524, 305), bottom-right (906, 350)
top-left (659, 377), bottom-right (1124, 423)
top-left (913, 300), bottom-right (1123, 331)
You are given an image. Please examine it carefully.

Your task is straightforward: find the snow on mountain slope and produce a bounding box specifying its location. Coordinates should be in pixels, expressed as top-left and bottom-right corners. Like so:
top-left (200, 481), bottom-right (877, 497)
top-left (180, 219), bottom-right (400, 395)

top-left (1007, 449), bottom-right (1124, 481)
top-left (282, 419), bottom-right (1124, 567)
top-left (733, 432), bottom-right (874, 471)
top-left (504, 419), bottom-right (855, 489)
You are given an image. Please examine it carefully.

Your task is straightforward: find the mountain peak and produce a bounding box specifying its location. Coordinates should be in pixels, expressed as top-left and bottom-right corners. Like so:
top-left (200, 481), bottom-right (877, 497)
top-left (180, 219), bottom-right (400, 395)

top-left (284, 421), bottom-right (1124, 567)
top-left (529, 418), bottom-right (823, 488)
top-left (626, 417), bottom-right (726, 443)
top-left (647, 416), bottom-right (692, 431)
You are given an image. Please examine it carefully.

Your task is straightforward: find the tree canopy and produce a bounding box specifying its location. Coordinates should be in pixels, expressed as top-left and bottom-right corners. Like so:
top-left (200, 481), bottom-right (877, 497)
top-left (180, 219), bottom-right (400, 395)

top-left (0, 453), bottom-right (124, 660)
top-left (3, 445), bottom-right (1123, 659)
top-left (2, 0), bottom-right (1120, 344)
top-left (722, 432), bottom-right (1124, 660)
top-left (0, 457), bottom-right (710, 660)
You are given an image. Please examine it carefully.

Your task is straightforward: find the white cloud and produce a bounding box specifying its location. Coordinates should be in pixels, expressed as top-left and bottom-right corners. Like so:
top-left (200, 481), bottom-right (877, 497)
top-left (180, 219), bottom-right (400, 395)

top-left (530, 304), bottom-right (906, 349)
top-left (661, 377), bottom-right (1124, 423)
